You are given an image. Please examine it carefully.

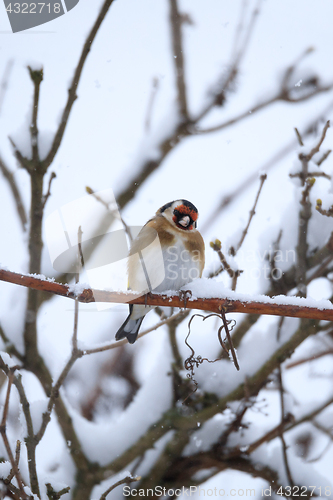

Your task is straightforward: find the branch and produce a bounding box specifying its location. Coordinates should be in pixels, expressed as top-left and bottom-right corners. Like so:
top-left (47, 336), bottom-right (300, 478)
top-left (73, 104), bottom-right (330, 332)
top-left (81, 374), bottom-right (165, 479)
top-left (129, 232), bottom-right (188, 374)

top-left (28, 66), bottom-right (43, 162)
top-left (169, 0), bottom-right (188, 119)
top-left (99, 475), bottom-right (141, 500)
top-left (0, 156), bottom-right (27, 230)
top-left (0, 59), bottom-right (14, 116)
top-left (107, 318), bottom-right (321, 477)
top-left (1, 268), bottom-right (333, 321)
top-left (0, 367), bottom-right (28, 499)
top-left (303, 119), bottom-right (330, 161)
top-left (42, 0), bottom-right (115, 168)
top-left (236, 173), bottom-right (267, 250)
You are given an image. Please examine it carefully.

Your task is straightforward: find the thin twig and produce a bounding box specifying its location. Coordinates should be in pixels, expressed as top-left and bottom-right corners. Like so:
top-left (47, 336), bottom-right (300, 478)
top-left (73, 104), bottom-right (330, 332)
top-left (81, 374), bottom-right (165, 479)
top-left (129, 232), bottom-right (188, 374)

top-left (46, 483), bottom-right (70, 499)
top-left (195, 0), bottom-right (261, 119)
top-left (317, 149), bottom-right (331, 166)
top-left (145, 77), bottom-right (159, 131)
top-left (99, 475), bottom-right (141, 500)
top-left (42, 171), bottom-right (56, 207)
top-left (84, 310), bottom-right (188, 355)
top-left (11, 371), bottom-right (40, 497)
top-left (196, 86), bottom-right (333, 136)
top-left (28, 66), bottom-right (43, 162)
top-left (209, 239), bottom-right (237, 279)
top-left (169, 0), bottom-right (188, 119)
top-left (277, 367), bottom-right (294, 487)
top-left (203, 99), bottom-right (333, 229)
top-left (0, 59), bottom-right (14, 116)
top-left (42, 0), bottom-right (115, 169)
top-left (304, 120), bottom-right (330, 161)
top-left (220, 308), bottom-right (240, 370)
top-left (0, 369), bottom-right (27, 499)
top-left (286, 348), bottom-right (333, 369)
top-left (0, 156), bottom-right (28, 230)
top-left (86, 186), bottom-right (133, 242)
top-left (316, 199), bottom-right (333, 218)
top-left (73, 227), bottom-right (83, 351)
top-left (34, 347), bottom-right (83, 445)
top-left (294, 127), bottom-right (304, 146)
top-left (236, 173), bottom-right (267, 251)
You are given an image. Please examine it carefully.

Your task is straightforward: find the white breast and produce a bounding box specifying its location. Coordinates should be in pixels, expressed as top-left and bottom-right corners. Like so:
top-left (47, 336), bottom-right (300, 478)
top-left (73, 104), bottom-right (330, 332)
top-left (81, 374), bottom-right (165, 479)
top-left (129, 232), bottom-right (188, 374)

top-left (128, 234), bottom-right (201, 294)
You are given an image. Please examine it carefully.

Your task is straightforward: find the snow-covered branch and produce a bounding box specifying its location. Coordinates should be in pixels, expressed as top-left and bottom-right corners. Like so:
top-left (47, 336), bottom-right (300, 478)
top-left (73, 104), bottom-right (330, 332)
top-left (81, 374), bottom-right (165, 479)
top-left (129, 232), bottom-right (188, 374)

top-left (1, 268), bottom-right (332, 322)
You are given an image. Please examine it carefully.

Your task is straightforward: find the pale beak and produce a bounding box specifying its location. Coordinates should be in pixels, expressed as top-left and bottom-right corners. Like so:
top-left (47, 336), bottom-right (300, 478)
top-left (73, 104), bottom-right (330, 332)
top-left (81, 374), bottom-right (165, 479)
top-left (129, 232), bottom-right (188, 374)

top-left (179, 215), bottom-right (190, 227)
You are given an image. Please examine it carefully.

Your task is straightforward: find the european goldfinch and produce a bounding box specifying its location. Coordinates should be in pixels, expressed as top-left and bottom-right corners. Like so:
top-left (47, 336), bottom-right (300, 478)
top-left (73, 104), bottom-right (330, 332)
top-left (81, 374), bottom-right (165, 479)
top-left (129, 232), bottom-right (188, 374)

top-left (115, 200), bottom-right (205, 344)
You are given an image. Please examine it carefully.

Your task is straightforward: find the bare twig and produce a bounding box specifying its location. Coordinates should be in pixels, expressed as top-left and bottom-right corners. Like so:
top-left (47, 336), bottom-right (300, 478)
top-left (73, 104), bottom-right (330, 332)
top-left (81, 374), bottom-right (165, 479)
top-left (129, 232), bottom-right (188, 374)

top-left (195, 0), bottom-right (261, 119)
top-left (294, 127), bottom-right (304, 146)
top-left (99, 475), bottom-right (141, 500)
top-left (28, 66), bottom-right (43, 162)
top-left (42, 0), bottom-right (115, 168)
top-left (0, 59), bottom-right (14, 116)
top-left (13, 372), bottom-right (40, 498)
top-left (46, 483), bottom-right (70, 499)
top-left (84, 310), bottom-right (188, 355)
top-left (144, 77), bottom-right (159, 131)
top-left (277, 367), bottom-right (294, 487)
top-left (236, 173), bottom-right (267, 251)
top-left (86, 185), bottom-right (133, 242)
top-left (169, 0), bottom-right (188, 119)
top-left (303, 120), bottom-right (330, 161)
top-left (220, 309), bottom-right (240, 370)
top-left (196, 85), bottom-right (333, 136)
top-left (317, 149), bottom-right (331, 166)
top-left (286, 346), bottom-right (333, 369)
top-left (209, 239), bottom-right (237, 279)
top-left (0, 156), bottom-right (27, 230)
top-left (203, 100), bottom-right (333, 228)
top-left (0, 368), bottom-right (27, 499)
top-left (73, 227), bottom-right (83, 352)
top-left (8, 136), bottom-right (31, 171)
top-left (34, 347), bottom-right (83, 445)
top-left (42, 171), bottom-right (56, 207)
top-left (316, 199), bottom-right (333, 218)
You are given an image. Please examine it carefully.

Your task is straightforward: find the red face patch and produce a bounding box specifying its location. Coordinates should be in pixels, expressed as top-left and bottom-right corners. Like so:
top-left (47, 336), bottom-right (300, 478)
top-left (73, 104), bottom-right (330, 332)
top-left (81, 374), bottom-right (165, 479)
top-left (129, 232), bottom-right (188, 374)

top-left (174, 204), bottom-right (198, 222)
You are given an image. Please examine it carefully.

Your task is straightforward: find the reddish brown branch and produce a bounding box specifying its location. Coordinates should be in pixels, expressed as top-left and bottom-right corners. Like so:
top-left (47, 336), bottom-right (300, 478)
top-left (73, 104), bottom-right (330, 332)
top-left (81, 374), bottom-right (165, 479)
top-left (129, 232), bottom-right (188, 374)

top-left (1, 268), bottom-right (333, 321)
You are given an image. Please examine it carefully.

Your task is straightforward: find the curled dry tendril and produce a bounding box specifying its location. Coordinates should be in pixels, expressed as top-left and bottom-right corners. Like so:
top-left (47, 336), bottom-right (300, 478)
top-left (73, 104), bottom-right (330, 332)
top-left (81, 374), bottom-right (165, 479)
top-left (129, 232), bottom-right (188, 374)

top-left (183, 312), bottom-right (239, 402)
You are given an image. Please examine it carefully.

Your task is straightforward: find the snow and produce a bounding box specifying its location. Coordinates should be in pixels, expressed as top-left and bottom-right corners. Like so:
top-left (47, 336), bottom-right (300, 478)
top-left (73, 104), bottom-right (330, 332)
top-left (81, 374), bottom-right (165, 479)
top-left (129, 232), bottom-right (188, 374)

top-left (183, 278), bottom-right (333, 311)
top-left (1, 0), bottom-right (333, 497)
top-left (0, 461), bottom-right (11, 479)
top-left (68, 335), bottom-right (173, 465)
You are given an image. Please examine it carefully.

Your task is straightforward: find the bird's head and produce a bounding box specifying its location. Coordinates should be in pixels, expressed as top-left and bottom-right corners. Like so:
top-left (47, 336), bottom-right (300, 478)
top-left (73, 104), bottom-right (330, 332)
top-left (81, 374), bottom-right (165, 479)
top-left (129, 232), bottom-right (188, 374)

top-left (157, 199), bottom-right (199, 231)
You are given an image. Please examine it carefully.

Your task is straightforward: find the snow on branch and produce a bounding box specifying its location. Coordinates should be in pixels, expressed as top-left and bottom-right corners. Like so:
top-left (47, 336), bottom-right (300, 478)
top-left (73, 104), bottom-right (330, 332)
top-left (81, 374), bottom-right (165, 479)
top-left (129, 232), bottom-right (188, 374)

top-left (1, 268), bottom-right (332, 322)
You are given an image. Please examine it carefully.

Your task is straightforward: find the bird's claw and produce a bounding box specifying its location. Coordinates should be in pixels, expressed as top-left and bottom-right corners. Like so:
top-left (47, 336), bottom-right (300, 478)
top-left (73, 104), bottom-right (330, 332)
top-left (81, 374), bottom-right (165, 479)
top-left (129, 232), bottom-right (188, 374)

top-left (179, 289), bottom-right (192, 309)
top-left (144, 290), bottom-right (153, 307)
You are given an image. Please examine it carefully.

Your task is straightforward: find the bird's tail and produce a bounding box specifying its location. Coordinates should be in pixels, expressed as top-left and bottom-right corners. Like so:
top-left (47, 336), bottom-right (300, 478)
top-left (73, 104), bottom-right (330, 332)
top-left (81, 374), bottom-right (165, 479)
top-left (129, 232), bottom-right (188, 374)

top-left (115, 305), bottom-right (144, 344)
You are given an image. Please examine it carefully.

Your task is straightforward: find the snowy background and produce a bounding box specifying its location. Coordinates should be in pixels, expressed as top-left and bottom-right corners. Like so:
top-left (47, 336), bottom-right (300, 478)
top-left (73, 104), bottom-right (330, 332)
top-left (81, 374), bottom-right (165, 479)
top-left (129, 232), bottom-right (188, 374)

top-left (0, 0), bottom-right (333, 498)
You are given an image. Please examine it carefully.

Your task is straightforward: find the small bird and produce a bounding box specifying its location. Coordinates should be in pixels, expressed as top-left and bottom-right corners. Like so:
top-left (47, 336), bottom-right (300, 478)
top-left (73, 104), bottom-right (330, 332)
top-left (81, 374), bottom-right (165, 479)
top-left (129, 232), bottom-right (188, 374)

top-left (115, 199), bottom-right (205, 344)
